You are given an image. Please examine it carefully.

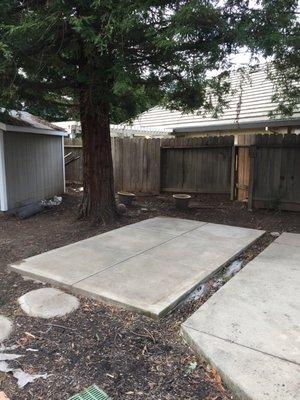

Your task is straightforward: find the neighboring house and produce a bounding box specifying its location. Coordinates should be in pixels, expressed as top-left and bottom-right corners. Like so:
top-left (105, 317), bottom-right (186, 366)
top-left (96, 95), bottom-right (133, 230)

top-left (53, 66), bottom-right (300, 141)
top-left (53, 121), bottom-right (172, 139)
top-left (52, 120), bottom-right (81, 138)
top-left (0, 110), bottom-right (67, 212)
top-left (110, 124), bottom-right (172, 138)
top-left (129, 67), bottom-right (300, 139)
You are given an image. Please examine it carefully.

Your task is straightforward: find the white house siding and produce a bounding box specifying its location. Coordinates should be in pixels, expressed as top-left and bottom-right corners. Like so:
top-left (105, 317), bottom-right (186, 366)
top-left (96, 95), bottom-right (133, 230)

top-left (130, 68), bottom-right (300, 132)
top-left (3, 131), bottom-right (64, 210)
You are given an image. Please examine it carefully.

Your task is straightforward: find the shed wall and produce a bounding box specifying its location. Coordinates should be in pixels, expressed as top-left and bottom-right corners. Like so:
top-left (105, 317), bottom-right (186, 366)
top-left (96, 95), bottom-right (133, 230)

top-left (3, 131), bottom-right (64, 210)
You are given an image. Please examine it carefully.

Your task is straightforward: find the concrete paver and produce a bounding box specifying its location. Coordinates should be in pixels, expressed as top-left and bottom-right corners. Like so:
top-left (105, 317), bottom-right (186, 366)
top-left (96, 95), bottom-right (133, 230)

top-left (182, 232), bottom-right (300, 400)
top-left (0, 316), bottom-right (12, 342)
top-left (10, 218), bottom-right (264, 317)
top-left (18, 288), bottom-right (80, 318)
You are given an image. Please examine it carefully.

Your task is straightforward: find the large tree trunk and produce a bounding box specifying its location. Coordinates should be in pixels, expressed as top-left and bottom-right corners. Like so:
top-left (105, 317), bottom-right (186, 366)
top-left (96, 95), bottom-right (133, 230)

top-left (79, 89), bottom-right (117, 223)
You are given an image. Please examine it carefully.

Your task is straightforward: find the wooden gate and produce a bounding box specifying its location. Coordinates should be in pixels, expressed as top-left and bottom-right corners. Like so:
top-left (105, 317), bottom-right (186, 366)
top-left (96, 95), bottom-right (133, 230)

top-left (161, 137), bottom-right (233, 193)
top-left (249, 135), bottom-right (300, 211)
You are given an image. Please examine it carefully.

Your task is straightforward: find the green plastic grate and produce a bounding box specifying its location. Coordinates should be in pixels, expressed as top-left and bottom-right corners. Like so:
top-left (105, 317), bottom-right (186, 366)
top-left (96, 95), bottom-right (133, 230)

top-left (68, 384), bottom-right (111, 400)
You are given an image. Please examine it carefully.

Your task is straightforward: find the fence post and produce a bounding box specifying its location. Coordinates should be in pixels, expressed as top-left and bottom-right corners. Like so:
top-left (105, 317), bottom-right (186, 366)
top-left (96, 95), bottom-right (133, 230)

top-left (156, 139), bottom-right (162, 193)
top-left (247, 145), bottom-right (257, 211)
top-left (230, 145), bottom-right (236, 200)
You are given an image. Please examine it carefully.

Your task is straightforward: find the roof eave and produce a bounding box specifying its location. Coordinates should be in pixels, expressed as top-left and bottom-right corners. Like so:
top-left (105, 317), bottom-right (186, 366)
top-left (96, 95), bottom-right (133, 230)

top-left (0, 122), bottom-right (68, 136)
top-left (173, 118), bottom-right (300, 134)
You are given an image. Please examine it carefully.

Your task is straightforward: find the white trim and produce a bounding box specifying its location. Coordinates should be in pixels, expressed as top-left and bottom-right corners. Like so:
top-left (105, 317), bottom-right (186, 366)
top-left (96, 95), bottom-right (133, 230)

top-left (0, 130), bottom-right (8, 211)
top-left (0, 122), bottom-right (67, 137)
top-left (173, 118), bottom-right (300, 133)
top-left (61, 136), bottom-right (66, 193)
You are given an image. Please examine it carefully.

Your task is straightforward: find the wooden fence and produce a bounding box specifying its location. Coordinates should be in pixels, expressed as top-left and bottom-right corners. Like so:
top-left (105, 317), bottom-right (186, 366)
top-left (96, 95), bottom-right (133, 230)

top-left (64, 134), bottom-right (300, 211)
top-left (248, 134), bottom-right (300, 212)
top-left (65, 138), bottom-right (161, 192)
top-left (64, 139), bottom-right (83, 183)
top-left (65, 136), bottom-right (235, 194)
top-left (112, 138), bottom-right (161, 193)
top-left (160, 136), bottom-right (233, 193)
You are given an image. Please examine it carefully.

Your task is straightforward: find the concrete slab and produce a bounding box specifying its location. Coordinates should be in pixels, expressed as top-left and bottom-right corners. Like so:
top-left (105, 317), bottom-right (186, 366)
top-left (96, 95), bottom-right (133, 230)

top-left (73, 232), bottom-right (261, 316)
top-left (73, 222), bottom-right (264, 317)
top-left (182, 233), bottom-right (300, 400)
top-left (0, 316), bottom-right (12, 342)
top-left (274, 232), bottom-right (300, 248)
top-left (10, 218), bottom-right (264, 317)
top-left (10, 225), bottom-right (175, 285)
top-left (73, 251), bottom-right (214, 316)
top-left (18, 288), bottom-right (80, 319)
top-left (182, 328), bottom-right (300, 400)
top-left (83, 223), bottom-right (179, 252)
top-left (182, 223), bottom-right (264, 254)
top-left (133, 217), bottom-right (205, 235)
top-left (11, 243), bottom-right (134, 286)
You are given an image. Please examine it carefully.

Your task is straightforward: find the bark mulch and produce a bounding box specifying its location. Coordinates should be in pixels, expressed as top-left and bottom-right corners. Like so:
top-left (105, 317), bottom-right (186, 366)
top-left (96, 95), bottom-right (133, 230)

top-left (0, 190), bottom-right (299, 400)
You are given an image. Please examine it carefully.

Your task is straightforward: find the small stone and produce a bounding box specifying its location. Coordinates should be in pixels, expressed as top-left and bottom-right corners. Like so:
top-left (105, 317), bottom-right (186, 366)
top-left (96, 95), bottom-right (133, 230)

top-left (18, 288), bottom-right (80, 319)
top-left (0, 316), bottom-right (13, 342)
top-left (117, 203), bottom-right (127, 215)
top-left (271, 232), bottom-right (280, 238)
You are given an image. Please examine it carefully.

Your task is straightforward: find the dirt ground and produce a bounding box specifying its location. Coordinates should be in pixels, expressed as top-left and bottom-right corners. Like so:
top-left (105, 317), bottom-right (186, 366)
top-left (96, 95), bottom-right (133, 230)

top-left (0, 190), bottom-right (299, 400)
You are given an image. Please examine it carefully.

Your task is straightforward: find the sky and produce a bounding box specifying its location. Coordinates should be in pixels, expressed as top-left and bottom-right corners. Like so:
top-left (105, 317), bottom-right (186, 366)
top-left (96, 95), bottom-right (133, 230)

top-left (229, 50), bottom-right (269, 68)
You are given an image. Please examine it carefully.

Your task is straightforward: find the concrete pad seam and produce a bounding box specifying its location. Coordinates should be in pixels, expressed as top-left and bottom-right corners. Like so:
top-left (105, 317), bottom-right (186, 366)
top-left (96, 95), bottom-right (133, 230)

top-left (133, 221), bottom-right (209, 235)
top-left (70, 223), bottom-right (209, 286)
top-left (183, 325), bottom-right (300, 367)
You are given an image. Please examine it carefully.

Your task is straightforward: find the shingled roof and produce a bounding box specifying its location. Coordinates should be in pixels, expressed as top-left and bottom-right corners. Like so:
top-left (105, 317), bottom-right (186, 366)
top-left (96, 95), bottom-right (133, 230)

top-left (129, 66), bottom-right (300, 133)
top-left (0, 110), bottom-right (67, 136)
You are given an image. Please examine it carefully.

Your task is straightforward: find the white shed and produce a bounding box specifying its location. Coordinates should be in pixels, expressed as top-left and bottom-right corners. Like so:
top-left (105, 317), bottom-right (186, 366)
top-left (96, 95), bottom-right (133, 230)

top-left (0, 111), bottom-right (67, 212)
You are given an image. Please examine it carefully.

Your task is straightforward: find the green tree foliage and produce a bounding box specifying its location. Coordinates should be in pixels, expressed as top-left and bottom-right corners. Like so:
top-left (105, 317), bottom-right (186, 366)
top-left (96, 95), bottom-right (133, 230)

top-left (0, 1), bottom-right (298, 221)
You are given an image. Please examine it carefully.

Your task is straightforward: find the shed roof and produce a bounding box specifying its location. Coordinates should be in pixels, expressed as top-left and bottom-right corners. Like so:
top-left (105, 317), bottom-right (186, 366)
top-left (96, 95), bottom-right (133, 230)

top-left (129, 67), bottom-right (300, 133)
top-left (0, 110), bottom-right (67, 136)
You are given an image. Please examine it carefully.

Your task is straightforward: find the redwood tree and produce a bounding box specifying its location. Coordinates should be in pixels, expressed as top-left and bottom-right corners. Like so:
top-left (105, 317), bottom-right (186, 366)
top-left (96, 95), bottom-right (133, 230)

top-left (0, 0), bottom-right (298, 222)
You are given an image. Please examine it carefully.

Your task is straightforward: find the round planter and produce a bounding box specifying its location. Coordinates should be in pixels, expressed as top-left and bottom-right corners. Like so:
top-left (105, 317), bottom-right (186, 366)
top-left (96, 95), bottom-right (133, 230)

top-left (118, 191), bottom-right (135, 206)
top-left (173, 194), bottom-right (191, 210)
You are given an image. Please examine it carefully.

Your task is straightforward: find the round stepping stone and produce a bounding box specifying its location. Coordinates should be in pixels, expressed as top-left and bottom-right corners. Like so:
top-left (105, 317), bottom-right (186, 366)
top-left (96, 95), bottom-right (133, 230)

top-left (0, 316), bottom-right (13, 342)
top-left (18, 288), bottom-right (80, 319)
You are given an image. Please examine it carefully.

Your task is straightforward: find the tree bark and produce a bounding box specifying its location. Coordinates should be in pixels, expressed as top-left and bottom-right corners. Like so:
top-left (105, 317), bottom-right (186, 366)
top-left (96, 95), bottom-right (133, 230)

top-left (79, 88), bottom-right (117, 223)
